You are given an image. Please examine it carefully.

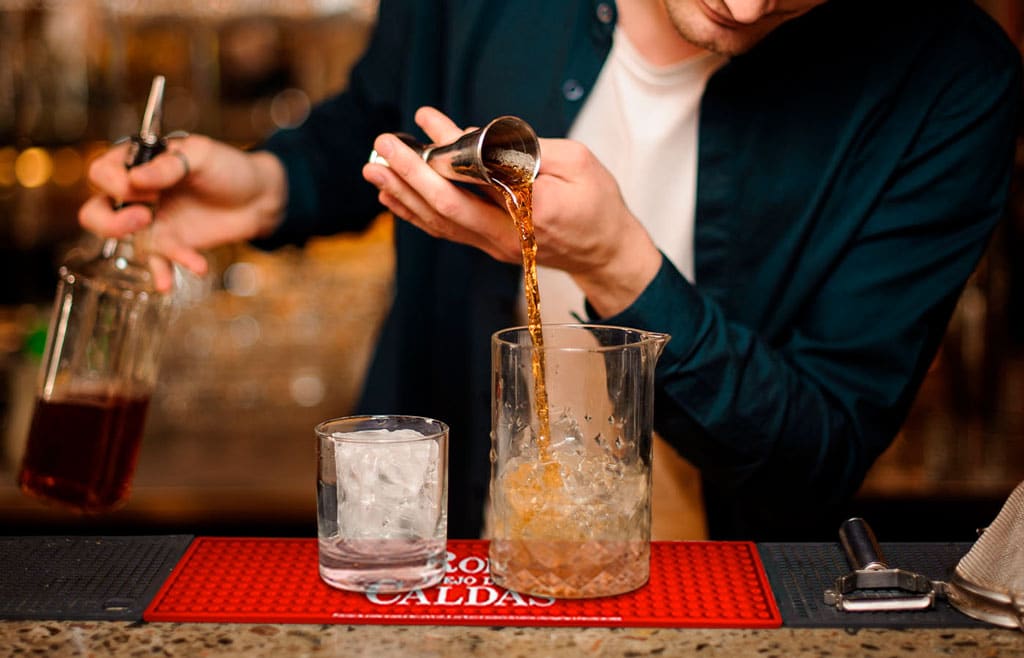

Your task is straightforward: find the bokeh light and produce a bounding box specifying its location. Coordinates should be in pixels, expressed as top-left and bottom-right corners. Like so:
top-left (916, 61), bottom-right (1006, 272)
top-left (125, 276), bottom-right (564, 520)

top-left (0, 147), bottom-right (16, 187)
top-left (14, 147), bottom-right (54, 188)
top-left (51, 147), bottom-right (84, 187)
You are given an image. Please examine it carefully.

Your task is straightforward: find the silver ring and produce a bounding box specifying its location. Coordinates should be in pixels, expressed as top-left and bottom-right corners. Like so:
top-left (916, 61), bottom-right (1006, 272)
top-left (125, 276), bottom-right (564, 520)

top-left (171, 150), bottom-right (190, 178)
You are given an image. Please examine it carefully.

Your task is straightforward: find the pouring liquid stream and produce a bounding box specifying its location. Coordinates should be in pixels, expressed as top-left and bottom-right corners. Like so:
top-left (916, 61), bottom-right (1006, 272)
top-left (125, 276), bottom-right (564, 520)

top-left (489, 164), bottom-right (560, 490)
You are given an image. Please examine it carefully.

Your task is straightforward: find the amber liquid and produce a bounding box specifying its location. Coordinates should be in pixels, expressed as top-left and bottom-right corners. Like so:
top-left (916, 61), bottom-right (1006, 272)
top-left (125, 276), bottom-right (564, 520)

top-left (488, 163), bottom-right (649, 598)
top-left (490, 165), bottom-right (553, 468)
top-left (18, 395), bottom-right (151, 512)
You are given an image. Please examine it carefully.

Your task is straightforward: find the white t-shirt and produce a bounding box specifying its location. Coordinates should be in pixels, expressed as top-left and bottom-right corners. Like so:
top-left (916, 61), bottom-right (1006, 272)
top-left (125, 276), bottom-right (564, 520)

top-left (524, 29), bottom-right (724, 324)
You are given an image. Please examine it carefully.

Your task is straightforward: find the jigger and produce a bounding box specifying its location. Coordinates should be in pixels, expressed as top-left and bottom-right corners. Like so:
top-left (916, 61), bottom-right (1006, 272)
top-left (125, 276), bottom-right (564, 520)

top-left (369, 115), bottom-right (540, 186)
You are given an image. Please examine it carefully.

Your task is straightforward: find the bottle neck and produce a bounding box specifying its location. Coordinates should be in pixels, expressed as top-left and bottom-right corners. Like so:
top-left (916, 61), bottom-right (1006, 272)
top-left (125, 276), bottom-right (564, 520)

top-left (75, 235), bottom-right (158, 293)
top-left (102, 235), bottom-right (133, 258)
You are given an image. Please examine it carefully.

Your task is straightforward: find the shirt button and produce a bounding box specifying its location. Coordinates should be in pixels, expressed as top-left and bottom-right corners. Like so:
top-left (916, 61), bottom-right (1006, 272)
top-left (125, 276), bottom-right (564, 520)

top-left (595, 2), bottom-right (614, 24)
top-left (562, 79), bottom-right (585, 102)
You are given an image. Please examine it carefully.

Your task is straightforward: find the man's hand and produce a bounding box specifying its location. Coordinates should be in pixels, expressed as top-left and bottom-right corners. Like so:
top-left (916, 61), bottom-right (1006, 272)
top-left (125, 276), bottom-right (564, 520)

top-left (79, 135), bottom-right (287, 291)
top-left (362, 106), bottom-right (662, 317)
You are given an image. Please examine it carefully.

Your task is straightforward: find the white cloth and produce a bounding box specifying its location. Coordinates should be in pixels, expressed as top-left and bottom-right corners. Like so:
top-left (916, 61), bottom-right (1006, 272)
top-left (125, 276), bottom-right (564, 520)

top-left (524, 28), bottom-right (724, 324)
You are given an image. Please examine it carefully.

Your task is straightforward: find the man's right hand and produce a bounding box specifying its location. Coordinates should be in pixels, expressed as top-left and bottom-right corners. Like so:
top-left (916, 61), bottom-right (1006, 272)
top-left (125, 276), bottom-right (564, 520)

top-left (78, 134), bottom-right (287, 291)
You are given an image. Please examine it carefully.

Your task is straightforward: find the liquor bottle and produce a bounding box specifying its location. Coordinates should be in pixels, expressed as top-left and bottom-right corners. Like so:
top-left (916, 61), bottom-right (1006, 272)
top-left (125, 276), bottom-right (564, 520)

top-left (18, 76), bottom-right (175, 512)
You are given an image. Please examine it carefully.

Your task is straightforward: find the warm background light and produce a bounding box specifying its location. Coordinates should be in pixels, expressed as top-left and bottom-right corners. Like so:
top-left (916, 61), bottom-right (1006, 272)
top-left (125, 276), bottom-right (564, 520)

top-left (0, 147), bottom-right (18, 187)
top-left (14, 148), bottom-right (53, 189)
top-left (50, 147), bottom-right (84, 187)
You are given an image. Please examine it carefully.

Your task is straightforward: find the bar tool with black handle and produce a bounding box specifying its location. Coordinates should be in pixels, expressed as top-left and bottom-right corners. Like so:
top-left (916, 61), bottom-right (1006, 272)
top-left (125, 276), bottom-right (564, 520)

top-left (823, 517), bottom-right (938, 612)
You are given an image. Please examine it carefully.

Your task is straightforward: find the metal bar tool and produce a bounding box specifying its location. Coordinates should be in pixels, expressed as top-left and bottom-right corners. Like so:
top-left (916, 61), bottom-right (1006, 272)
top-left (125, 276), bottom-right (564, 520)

top-left (823, 517), bottom-right (938, 612)
top-left (368, 115), bottom-right (540, 186)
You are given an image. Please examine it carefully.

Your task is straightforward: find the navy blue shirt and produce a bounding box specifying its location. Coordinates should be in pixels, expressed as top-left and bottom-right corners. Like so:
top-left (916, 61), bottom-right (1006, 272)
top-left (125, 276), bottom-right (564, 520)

top-left (259, 0), bottom-right (1022, 539)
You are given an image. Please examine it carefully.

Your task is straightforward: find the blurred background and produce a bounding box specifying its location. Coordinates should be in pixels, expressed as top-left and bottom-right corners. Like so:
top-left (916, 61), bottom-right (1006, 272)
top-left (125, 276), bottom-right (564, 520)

top-left (0, 0), bottom-right (1022, 540)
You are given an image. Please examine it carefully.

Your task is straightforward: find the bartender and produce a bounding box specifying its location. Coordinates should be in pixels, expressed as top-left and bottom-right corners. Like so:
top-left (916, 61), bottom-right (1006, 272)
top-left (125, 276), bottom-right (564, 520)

top-left (79, 0), bottom-right (1021, 540)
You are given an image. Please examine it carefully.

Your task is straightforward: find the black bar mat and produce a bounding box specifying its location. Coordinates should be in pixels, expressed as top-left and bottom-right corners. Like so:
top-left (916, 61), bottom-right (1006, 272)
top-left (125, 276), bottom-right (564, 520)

top-left (758, 542), bottom-right (988, 628)
top-left (0, 535), bottom-right (193, 621)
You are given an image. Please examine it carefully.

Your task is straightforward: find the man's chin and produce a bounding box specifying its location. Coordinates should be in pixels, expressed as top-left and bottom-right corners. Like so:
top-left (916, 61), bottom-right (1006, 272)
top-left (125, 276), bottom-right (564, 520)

top-left (677, 30), bottom-right (764, 57)
top-left (664, 1), bottom-right (801, 57)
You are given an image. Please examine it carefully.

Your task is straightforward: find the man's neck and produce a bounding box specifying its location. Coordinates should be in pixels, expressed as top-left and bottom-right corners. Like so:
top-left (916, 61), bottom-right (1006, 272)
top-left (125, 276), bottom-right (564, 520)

top-left (617, 0), bottom-right (708, 66)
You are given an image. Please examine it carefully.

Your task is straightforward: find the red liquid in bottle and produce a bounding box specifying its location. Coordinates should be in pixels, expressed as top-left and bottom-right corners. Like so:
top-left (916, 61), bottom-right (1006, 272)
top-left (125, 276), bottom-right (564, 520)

top-left (18, 395), bottom-right (151, 512)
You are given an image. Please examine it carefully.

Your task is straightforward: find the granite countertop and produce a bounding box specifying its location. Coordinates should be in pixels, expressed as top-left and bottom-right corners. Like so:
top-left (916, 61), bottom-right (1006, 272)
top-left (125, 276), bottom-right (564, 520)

top-left (3, 621), bottom-right (1023, 657)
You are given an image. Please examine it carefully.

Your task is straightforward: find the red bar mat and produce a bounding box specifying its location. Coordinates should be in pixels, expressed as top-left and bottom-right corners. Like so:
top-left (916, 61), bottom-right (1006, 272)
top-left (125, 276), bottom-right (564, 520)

top-left (143, 538), bottom-right (781, 628)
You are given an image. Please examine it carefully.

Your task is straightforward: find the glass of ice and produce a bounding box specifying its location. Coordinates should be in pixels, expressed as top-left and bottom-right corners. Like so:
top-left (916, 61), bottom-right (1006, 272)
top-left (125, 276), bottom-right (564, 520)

top-left (316, 415), bottom-right (449, 593)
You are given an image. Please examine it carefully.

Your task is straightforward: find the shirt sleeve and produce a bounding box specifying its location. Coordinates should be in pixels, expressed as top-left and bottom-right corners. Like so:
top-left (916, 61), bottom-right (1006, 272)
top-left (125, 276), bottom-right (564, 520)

top-left (594, 31), bottom-right (1022, 536)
